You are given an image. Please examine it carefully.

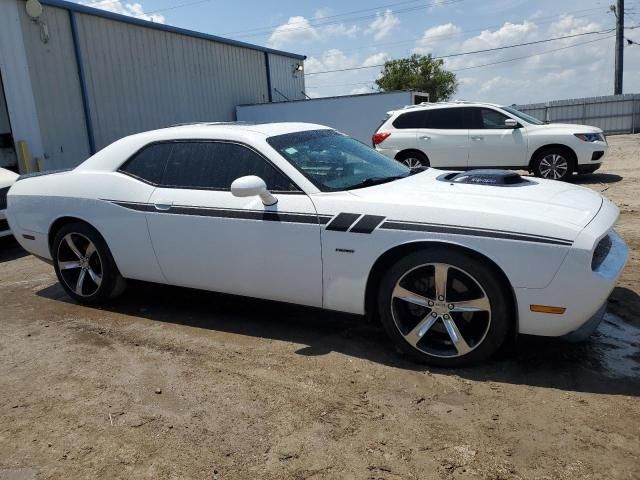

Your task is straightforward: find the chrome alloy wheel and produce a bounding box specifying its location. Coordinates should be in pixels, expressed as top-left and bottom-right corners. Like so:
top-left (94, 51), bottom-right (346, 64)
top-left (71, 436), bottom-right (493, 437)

top-left (402, 157), bottom-right (424, 171)
top-left (390, 263), bottom-right (492, 358)
top-left (538, 153), bottom-right (569, 180)
top-left (57, 233), bottom-right (103, 297)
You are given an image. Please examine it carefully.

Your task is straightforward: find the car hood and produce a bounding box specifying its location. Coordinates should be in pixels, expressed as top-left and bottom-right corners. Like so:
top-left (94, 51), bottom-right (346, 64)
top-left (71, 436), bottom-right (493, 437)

top-left (531, 122), bottom-right (603, 133)
top-left (346, 169), bottom-right (604, 241)
top-left (0, 168), bottom-right (19, 189)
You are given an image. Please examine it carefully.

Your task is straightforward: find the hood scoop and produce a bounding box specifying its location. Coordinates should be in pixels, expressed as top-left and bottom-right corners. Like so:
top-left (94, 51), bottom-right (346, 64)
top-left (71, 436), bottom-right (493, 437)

top-left (439, 169), bottom-right (531, 187)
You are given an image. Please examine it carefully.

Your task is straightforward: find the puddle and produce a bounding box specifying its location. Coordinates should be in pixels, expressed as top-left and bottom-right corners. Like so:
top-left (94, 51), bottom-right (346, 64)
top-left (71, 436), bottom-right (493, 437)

top-left (591, 313), bottom-right (640, 378)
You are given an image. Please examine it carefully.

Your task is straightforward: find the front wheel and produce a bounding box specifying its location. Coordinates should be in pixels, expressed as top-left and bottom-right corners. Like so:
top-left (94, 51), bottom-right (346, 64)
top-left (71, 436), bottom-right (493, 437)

top-left (52, 222), bottom-right (126, 304)
top-left (532, 149), bottom-right (574, 181)
top-left (377, 248), bottom-right (511, 367)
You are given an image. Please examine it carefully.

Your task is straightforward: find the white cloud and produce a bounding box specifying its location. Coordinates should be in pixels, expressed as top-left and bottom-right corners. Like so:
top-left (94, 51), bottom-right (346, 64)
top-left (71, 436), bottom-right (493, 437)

top-left (414, 23), bottom-right (462, 53)
top-left (268, 15), bottom-right (359, 48)
top-left (80, 0), bottom-right (165, 23)
top-left (365, 9), bottom-right (399, 41)
top-left (268, 16), bottom-right (319, 48)
top-left (362, 52), bottom-right (389, 67)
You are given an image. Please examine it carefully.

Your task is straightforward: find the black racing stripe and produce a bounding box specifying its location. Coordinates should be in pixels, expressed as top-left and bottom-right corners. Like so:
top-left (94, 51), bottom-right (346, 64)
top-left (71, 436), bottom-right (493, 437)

top-left (107, 200), bottom-right (323, 225)
top-left (380, 221), bottom-right (573, 246)
top-left (318, 215), bottom-right (333, 225)
top-left (349, 215), bottom-right (386, 234)
top-left (325, 213), bottom-right (361, 232)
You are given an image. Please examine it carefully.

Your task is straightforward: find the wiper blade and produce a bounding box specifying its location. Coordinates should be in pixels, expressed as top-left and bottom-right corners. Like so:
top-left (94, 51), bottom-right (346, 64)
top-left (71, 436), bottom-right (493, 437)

top-left (346, 175), bottom-right (408, 190)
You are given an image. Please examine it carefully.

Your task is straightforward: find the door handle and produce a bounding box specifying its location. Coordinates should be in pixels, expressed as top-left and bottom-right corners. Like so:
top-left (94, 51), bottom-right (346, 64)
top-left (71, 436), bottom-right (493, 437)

top-left (153, 201), bottom-right (173, 211)
top-left (419, 135), bottom-right (431, 141)
top-left (471, 136), bottom-right (484, 141)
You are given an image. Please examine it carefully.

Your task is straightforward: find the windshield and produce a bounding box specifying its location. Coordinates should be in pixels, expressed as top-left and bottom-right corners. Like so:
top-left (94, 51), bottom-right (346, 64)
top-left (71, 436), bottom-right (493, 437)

top-left (501, 106), bottom-right (545, 125)
top-left (267, 129), bottom-right (410, 192)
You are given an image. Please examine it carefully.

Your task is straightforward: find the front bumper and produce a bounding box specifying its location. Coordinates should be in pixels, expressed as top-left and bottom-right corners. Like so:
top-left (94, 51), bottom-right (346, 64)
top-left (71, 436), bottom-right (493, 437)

top-left (515, 200), bottom-right (628, 337)
top-left (574, 140), bottom-right (608, 166)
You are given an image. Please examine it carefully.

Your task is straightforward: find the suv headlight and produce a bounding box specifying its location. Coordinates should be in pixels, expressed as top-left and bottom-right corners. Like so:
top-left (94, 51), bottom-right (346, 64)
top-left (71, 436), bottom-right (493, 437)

top-left (574, 133), bottom-right (604, 142)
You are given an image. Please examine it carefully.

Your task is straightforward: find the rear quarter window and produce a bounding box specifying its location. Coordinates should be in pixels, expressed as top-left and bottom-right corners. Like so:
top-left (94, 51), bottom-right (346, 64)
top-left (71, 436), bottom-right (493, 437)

top-left (119, 143), bottom-right (172, 185)
top-left (392, 110), bottom-right (426, 129)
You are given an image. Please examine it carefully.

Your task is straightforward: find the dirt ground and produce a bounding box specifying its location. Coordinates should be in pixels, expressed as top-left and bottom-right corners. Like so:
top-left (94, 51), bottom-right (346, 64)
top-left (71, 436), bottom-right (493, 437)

top-left (1, 135), bottom-right (639, 480)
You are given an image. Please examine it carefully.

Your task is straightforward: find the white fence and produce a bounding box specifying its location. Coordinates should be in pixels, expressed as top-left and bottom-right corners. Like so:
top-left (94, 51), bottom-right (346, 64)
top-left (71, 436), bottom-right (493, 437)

top-left (515, 94), bottom-right (640, 135)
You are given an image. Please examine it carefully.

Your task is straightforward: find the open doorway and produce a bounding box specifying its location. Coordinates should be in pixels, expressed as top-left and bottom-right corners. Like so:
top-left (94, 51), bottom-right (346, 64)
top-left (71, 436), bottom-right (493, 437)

top-left (0, 69), bottom-right (18, 173)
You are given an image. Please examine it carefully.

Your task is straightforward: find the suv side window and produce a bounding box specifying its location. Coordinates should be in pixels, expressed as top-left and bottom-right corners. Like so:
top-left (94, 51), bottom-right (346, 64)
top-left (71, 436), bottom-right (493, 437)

top-left (161, 141), bottom-right (298, 192)
top-left (474, 108), bottom-right (511, 129)
top-left (392, 111), bottom-right (426, 129)
top-left (425, 108), bottom-right (465, 129)
top-left (119, 143), bottom-right (172, 185)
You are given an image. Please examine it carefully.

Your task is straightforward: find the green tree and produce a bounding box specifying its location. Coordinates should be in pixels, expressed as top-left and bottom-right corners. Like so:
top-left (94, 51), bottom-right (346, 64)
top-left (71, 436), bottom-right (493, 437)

top-left (375, 54), bottom-right (458, 102)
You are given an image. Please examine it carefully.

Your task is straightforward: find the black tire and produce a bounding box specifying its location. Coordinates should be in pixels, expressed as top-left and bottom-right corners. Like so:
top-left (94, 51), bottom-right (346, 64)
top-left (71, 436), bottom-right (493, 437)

top-left (52, 222), bottom-right (126, 304)
top-left (531, 147), bottom-right (575, 181)
top-left (377, 247), bottom-right (511, 367)
top-left (396, 151), bottom-right (429, 172)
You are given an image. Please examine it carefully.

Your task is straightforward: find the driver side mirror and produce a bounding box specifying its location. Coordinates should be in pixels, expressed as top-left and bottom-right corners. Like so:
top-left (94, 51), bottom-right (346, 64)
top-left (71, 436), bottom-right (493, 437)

top-left (230, 175), bottom-right (278, 206)
top-left (504, 118), bottom-right (519, 128)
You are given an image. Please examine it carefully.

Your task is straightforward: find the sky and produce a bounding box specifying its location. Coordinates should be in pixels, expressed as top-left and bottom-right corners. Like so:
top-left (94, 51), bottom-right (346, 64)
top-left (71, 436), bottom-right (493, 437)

top-left (79, 0), bottom-right (640, 105)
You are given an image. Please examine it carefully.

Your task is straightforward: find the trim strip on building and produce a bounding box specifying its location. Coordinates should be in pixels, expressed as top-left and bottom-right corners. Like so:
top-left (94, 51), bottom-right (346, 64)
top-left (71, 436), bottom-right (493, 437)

top-left (43, 0), bottom-right (306, 60)
top-left (264, 52), bottom-right (273, 103)
top-left (68, 10), bottom-right (96, 155)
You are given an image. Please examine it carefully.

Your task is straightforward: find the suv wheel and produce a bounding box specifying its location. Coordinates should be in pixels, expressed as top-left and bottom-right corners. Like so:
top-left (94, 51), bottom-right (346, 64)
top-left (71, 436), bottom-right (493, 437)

top-left (532, 148), bottom-right (574, 181)
top-left (396, 151), bottom-right (429, 172)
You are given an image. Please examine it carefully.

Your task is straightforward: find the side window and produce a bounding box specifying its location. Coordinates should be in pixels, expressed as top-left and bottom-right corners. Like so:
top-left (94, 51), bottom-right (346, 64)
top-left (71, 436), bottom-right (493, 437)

top-left (479, 108), bottom-right (510, 129)
top-left (119, 143), bottom-right (172, 184)
top-left (425, 108), bottom-right (464, 129)
top-left (392, 111), bottom-right (426, 129)
top-left (161, 142), bottom-right (298, 192)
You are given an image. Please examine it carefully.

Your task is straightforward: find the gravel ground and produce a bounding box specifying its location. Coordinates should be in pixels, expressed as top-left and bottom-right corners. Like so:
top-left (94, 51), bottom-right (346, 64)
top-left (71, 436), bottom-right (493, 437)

top-left (1, 134), bottom-right (639, 480)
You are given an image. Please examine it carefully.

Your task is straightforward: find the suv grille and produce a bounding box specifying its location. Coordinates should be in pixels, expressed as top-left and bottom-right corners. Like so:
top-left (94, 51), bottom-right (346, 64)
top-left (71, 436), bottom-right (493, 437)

top-left (592, 234), bottom-right (612, 270)
top-left (0, 186), bottom-right (9, 210)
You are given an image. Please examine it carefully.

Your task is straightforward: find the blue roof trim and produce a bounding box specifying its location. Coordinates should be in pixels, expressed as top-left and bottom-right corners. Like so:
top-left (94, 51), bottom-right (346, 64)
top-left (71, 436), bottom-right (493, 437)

top-left (40, 0), bottom-right (306, 60)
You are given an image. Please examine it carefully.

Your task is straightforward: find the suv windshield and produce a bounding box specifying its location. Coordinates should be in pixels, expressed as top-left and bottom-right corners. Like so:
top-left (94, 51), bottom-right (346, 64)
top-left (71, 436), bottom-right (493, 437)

top-left (267, 129), bottom-right (410, 192)
top-left (501, 106), bottom-right (545, 125)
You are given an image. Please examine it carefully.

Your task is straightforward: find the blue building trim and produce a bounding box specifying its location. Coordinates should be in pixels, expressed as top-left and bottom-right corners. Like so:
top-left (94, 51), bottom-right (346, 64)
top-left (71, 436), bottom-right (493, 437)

top-left (264, 52), bottom-right (273, 103)
top-left (44, 0), bottom-right (306, 60)
top-left (68, 9), bottom-right (96, 154)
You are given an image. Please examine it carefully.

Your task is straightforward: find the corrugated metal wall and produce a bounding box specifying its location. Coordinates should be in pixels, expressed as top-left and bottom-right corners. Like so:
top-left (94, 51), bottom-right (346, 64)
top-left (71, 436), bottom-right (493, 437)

top-left (516, 94), bottom-right (640, 135)
top-left (75, 13), bottom-right (271, 149)
top-left (19, 6), bottom-right (90, 170)
top-left (267, 53), bottom-right (305, 102)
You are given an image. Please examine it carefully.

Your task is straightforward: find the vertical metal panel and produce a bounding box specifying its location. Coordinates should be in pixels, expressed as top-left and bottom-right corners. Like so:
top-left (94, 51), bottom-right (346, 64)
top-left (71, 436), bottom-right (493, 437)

top-left (516, 94), bottom-right (640, 135)
top-left (18, 4), bottom-right (90, 169)
top-left (74, 14), bottom-right (272, 149)
top-left (0, 0), bottom-right (46, 169)
top-left (267, 53), bottom-right (305, 102)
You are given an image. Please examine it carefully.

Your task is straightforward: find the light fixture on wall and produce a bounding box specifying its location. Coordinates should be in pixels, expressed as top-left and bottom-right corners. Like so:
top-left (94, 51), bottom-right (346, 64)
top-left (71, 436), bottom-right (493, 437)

top-left (292, 63), bottom-right (304, 76)
top-left (25, 0), bottom-right (49, 43)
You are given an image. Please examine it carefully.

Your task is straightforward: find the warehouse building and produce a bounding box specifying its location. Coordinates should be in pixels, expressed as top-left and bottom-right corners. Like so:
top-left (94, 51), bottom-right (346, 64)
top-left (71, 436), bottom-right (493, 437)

top-left (0, 0), bottom-right (306, 171)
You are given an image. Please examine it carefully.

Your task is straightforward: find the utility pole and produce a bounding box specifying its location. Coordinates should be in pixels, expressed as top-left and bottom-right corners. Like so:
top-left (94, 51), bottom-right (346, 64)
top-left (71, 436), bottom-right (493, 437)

top-left (614, 0), bottom-right (624, 95)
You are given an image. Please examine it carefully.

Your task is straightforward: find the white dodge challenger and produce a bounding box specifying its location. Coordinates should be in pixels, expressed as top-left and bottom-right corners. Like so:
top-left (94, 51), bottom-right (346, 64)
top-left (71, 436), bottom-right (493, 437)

top-left (6, 123), bottom-right (628, 366)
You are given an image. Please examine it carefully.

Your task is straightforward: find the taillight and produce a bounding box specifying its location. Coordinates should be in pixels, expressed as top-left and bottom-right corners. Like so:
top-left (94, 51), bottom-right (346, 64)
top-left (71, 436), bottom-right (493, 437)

top-left (372, 132), bottom-right (391, 146)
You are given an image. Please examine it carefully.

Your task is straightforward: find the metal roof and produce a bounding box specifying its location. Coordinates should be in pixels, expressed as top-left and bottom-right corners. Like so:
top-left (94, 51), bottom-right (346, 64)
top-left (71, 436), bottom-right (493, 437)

top-left (40, 0), bottom-right (306, 60)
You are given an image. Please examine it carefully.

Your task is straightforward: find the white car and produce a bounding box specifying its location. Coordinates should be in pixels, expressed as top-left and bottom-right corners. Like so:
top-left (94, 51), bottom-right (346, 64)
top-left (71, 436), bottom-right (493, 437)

top-left (0, 167), bottom-right (19, 238)
top-left (373, 101), bottom-right (608, 181)
top-left (6, 123), bottom-right (628, 366)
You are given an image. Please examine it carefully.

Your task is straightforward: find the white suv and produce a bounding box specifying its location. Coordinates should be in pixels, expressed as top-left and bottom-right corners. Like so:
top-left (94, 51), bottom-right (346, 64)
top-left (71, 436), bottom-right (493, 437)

top-left (373, 101), bottom-right (608, 181)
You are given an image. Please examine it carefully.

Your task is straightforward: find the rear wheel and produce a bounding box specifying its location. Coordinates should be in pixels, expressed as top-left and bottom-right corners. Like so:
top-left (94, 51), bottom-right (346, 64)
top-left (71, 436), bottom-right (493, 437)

top-left (396, 151), bottom-right (429, 172)
top-left (52, 222), bottom-right (126, 304)
top-left (377, 248), bottom-right (511, 367)
top-left (532, 148), bottom-right (574, 181)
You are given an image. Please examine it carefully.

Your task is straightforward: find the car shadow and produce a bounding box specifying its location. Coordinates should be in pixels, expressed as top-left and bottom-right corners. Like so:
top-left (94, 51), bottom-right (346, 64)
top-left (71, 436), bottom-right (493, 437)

top-left (36, 282), bottom-right (640, 396)
top-left (571, 172), bottom-right (623, 184)
top-left (0, 235), bottom-right (29, 263)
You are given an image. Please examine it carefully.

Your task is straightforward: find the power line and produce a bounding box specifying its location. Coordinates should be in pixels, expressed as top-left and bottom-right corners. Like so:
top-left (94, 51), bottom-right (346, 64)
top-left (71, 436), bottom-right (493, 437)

top-left (306, 35), bottom-right (615, 89)
top-left (307, 6), bottom-right (610, 59)
top-left (306, 28), bottom-right (616, 75)
top-left (227, 0), bottom-right (468, 39)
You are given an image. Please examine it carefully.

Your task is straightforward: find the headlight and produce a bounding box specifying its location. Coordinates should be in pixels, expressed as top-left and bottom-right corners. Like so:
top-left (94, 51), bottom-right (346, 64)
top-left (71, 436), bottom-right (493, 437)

top-left (574, 133), bottom-right (604, 142)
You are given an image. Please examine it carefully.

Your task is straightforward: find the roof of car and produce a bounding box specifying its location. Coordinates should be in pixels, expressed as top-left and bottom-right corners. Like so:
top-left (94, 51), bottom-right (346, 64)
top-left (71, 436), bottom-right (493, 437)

top-left (163, 121), bottom-right (332, 136)
top-left (389, 101), bottom-right (503, 115)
